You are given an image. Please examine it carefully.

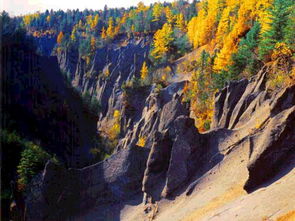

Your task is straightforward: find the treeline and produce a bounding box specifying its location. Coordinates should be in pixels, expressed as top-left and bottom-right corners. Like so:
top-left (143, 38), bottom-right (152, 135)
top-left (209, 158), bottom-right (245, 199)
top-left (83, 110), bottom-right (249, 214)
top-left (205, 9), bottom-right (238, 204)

top-left (183, 0), bottom-right (294, 131)
top-left (18, 1), bottom-right (198, 60)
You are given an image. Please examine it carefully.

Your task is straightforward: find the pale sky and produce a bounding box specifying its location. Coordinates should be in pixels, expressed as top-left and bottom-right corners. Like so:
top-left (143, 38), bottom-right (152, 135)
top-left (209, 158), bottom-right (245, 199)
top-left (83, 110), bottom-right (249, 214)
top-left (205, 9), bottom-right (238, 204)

top-left (2, 0), bottom-right (175, 16)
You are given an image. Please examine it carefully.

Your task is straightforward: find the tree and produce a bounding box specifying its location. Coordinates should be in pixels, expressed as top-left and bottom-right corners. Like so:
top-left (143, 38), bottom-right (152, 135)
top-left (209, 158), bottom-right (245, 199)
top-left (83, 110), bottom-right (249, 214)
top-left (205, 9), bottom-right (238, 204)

top-left (57, 31), bottom-right (64, 44)
top-left (140, 61), bottom-right (149, 80)
top-left (283, 4), bottom-right (295, 50)
top-left (46, 15), bottom-right (51, 23)
top-left (17, 143), bottom-right (53, 189)
top-left (165, 7), bottom-right (175, 25)
top-left (152, 3), bottom-right (163, 21)
top-left (137, 1), bottom-right (148, 13)
top-left (176, 13), bottom-right (187, 32)
top-left (70, 25), bottom-right (77, 42)
top-left (91, 37), bottom-right (96, 51)
top-left (150, 23), bottom-right (174, 61)
top-left (229, 22), bottom-right (262, 78)
top-left (106, 17), bottom-right (115, 39)
top-left (101, 27), bottom-right (107, 39)
top-left (259, 0), bottom-right (292, 60)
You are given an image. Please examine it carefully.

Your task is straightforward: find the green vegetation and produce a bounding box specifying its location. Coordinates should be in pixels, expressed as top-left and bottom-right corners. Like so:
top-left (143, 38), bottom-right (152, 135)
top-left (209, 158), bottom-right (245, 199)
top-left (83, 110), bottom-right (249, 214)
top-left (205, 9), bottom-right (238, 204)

top-left (17, 142), bottom-right (58, 190)
top-left (1, 130), bottom-right (58, 191)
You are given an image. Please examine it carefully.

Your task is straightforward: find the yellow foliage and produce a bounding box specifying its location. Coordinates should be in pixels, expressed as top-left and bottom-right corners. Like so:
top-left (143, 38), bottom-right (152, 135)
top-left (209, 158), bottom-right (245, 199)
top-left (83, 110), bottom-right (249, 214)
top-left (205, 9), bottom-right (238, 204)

top-left (215, 7), bottom-right (231, 48)
top-left (213, 32), bottom-right (238, 71)
top-left (86, 15), bottom-right (99, 30)
top-left (46, 15), bottom-right (51, 23)
top-left (85, 56), bottom-right (91, 65)
top-left (165, 7), bottom-right (175, 25)
top-left (101, 27), bottom-right (107, 39)
top-left (176, 13), bottom-right (187, 32)
top-left (256, 0), bottom-right (273, 33)
top-left (113, 110), bottom-right (121, 119)
top-left (140, 62), bottom-right (149, 80)
top-left (187, 0), bottom-right (219, 48)
top-left (131, 24), bottom-right (135, 33)
top-left (71, 25), bottom-right (77, 41)
top-left (92, 15), bottom-right (99, 29)
top-left (137, 136), bottom-right (147, 147)
top-left (152, 3), bottom-right (163, 21)
top-left (23, 13), bottom-right (40, 26)
top-left (271, 42), bottom-right (293, 61)
top-left (106, 110), bottom-right (121, 140)
top-left (137, 1), bottom-right (149, 12)
top-left (106, 17), bottom-right (115, 39)
top-left (151, 23), bottom-right (174, 59)
top-left (91, 37), bottom-right (96, 51)
top-left (188, 0), bottom-right (273, 71)
top-left (161, 73), bottom-right (167, 81)
top-left (104, 67), bottom-right (110, 77)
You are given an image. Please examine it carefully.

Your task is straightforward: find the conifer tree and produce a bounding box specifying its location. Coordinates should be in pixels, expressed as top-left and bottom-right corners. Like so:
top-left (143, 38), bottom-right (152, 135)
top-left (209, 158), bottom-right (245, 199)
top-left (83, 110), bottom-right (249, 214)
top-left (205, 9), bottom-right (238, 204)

top-left (229, 22), bottom-right (261, 78)
top-left (140, 61), bottom-right (149, 80)
top-left (152, 3), bottom-right (163, 21)
top-left (101, 27), bottom-right (107, 39)
top-left (106, 17), bottom-right (115, 39)
top-left (176, 13), bottom-right (187, 32)
top-left (259, 0), bottom-right (292, 60)
top-left (57, 31), bottom-right (64, 44)
top-left (150, 23), bottom-right (174, 61)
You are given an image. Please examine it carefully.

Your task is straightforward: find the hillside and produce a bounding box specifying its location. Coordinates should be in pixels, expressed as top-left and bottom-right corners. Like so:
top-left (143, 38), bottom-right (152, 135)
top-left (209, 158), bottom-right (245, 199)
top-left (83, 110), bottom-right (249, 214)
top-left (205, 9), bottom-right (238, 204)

top-left (1, 0), bottom-right (295, 220)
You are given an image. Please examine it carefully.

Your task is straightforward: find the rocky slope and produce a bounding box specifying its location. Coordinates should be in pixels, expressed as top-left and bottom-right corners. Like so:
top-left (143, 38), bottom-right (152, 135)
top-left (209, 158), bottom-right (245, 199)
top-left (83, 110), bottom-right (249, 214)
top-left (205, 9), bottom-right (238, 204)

top-left (21, 36), bottom-right (295, 220)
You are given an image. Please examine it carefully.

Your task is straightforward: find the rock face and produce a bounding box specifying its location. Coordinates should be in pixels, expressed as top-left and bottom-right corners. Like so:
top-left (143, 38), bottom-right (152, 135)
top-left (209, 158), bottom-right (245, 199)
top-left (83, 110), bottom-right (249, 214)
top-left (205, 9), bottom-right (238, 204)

top-left (161, 116), bottom-right (201, 197)
top-left (58, 37), bottom-right (151, 124)
top-left (25, 146), bottom-right (149, 220)
top-left (244, 86), bottom-right (295, 192)
top-left (22, 35), bottom-right (295, 220)
top-left (117, 81), bottom-right (190, 151)
top-left (210, 67), bottom-right (295, 192)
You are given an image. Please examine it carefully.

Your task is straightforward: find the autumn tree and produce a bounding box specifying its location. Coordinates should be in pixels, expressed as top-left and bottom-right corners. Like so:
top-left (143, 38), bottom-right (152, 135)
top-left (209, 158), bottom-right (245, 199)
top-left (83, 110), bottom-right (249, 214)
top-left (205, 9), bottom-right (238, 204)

top-left (152, 3), bottom-right (163, 21)
top-left (70, 25), bottom-right (77, 42)
top-left (106, 17), bottom-right (115, 39)
top-left (140, 61), bottom-right (149, 80)
top-left (165, 7), bottom-right (175, 25)
top-left (91, 37), bottom-right (96, 51)
top-left (57, 31), bottom-right (64, 44)
top-left (101, 27), bottom-right (107, 39)
top-left (150, 23), bottom-right (174, 62)
top-left (46, 15), bottom-right (51, 23)
top-left (176, 13), bottom-right (187, 32)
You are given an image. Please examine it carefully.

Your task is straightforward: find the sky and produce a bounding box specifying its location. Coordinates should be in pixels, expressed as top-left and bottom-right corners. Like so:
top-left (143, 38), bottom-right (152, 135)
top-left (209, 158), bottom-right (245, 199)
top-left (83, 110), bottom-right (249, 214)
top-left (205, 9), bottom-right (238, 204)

top-left (2, 0), bottom-right (175, 16)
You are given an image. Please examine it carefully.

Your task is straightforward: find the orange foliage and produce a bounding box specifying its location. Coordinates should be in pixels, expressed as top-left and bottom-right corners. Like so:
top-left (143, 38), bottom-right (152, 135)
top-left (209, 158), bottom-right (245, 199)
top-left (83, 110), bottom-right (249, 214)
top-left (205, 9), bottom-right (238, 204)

top-left (57, 31), bottom-right (64, 44)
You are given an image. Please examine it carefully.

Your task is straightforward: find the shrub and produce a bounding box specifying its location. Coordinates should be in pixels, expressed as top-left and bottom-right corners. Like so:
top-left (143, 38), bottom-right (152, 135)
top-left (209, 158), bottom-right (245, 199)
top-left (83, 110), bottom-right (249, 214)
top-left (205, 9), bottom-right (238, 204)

top-left (17, 143), bottom-right (57, 190)
top-left (136, 136), bottom-right (147, 147)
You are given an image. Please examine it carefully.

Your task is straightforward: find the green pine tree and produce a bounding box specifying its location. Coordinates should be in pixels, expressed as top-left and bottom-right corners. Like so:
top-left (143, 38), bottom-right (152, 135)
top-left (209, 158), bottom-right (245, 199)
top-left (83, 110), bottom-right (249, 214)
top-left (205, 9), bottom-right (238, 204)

top-left (283, 4), bottom-right (295, 50)
top-left (258, 0), bottom-right (293, 60)
top-left (229, 22), bottom-right (261, 78)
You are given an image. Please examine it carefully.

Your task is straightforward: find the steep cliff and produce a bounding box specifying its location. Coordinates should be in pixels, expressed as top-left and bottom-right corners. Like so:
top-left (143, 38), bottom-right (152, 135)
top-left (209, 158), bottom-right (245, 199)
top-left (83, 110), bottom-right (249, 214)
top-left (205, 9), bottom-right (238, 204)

top-left (5, 34), bottom-right (294, 221)
top-left (23, 55), bottom-right (295, 220)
